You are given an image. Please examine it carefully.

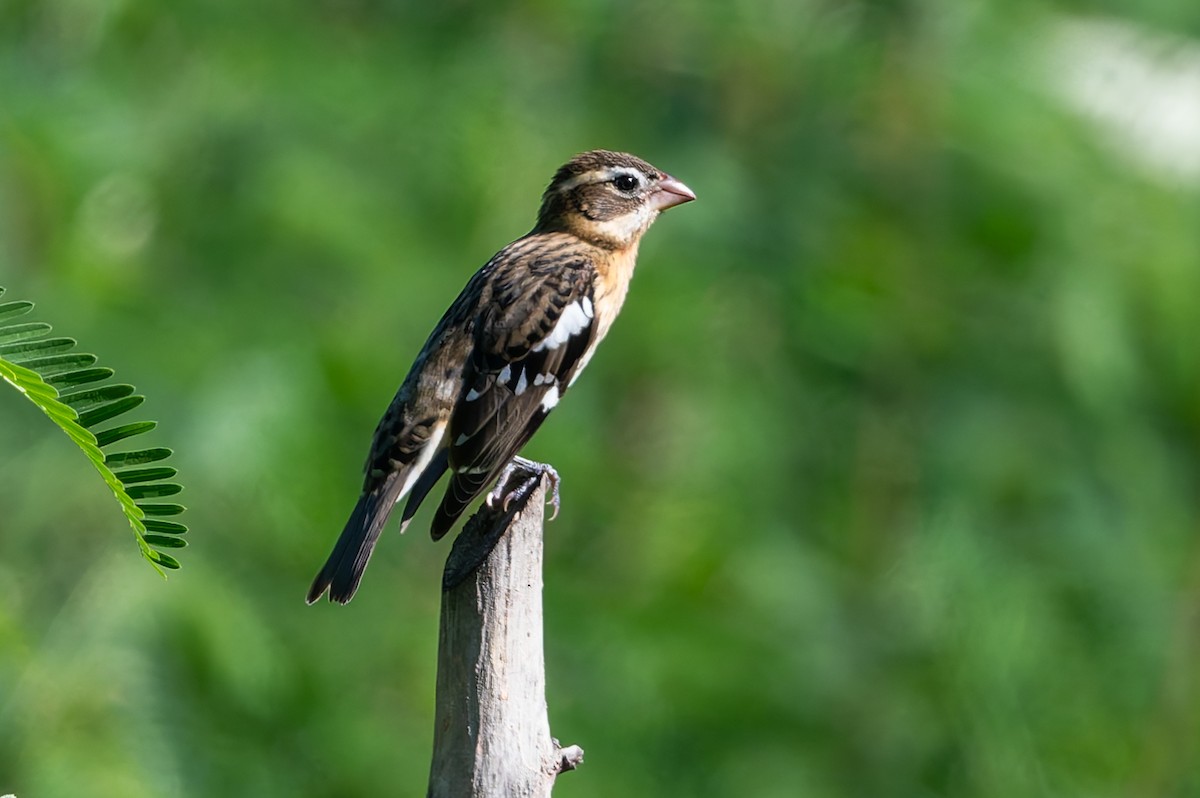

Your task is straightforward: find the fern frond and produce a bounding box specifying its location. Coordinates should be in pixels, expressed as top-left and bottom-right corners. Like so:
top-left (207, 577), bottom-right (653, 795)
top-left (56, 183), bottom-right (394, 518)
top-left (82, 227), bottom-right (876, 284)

top-left (0, 286), bottom-right (187, 574)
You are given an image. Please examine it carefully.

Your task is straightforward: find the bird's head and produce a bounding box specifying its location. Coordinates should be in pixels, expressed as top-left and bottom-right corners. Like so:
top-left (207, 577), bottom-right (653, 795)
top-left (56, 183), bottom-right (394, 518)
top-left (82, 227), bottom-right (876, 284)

top-left (535, 150), bottom-right (696, 249)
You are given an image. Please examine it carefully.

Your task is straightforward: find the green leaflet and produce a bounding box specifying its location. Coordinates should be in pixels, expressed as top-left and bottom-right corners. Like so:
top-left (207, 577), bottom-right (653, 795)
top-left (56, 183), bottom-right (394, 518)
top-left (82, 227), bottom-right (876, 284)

top-left (0, 286), bottom-right (189, 574)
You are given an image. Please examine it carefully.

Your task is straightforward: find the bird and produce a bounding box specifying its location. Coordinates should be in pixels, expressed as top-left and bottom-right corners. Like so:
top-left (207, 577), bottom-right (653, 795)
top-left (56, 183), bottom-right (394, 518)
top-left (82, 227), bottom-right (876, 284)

top-left (307, 149), bottom-right (695, 604)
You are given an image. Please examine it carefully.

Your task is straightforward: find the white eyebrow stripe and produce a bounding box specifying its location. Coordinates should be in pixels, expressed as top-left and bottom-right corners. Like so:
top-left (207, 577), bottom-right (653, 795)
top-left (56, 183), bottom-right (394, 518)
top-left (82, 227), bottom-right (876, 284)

top-left (556, 166), bottom-right (649, 193)
top-left (610, 166), bottom-right (648, 182)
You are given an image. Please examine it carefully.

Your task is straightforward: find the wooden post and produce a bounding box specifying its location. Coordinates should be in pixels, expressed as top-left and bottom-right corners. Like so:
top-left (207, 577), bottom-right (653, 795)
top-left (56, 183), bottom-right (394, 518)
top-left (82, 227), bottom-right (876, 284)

top-left (427, 467), bottom-right (584, 798)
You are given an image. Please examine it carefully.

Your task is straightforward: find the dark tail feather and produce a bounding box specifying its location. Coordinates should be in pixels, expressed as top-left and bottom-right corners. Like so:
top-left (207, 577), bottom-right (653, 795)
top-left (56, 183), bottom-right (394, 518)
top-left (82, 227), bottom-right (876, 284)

top-left (307, 485), bottom-right (400, 605)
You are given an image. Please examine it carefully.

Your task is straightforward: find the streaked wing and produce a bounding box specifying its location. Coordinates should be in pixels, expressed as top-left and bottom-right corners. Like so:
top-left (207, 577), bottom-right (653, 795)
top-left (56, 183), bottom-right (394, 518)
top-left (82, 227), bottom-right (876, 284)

top-left (430, 257), bottom-right (596, 538)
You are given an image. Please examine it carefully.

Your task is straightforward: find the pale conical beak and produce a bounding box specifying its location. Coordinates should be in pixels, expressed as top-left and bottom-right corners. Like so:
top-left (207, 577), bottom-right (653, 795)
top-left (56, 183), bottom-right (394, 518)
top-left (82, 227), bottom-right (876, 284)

top-left (650, 175), bottom-right (696, 211)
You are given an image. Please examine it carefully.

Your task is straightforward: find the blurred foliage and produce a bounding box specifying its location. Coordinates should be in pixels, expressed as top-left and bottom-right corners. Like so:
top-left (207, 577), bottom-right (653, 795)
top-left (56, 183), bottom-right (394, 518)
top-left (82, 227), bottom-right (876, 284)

top-left (0, 286), bottom-right (188, 572)
top-left (2, 0), bottom-right (1199, 796)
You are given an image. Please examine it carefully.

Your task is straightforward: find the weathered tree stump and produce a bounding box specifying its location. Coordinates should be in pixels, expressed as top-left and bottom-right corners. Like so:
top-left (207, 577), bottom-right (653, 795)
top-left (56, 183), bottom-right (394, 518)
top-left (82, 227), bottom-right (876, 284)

top-left (427, 467), bottom-right (584, 798)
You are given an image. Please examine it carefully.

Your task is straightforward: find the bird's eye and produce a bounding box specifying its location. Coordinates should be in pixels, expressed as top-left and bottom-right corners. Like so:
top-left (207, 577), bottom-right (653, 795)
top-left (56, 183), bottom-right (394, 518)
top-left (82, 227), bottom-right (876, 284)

top-left (613, 174), bottom-right (641, 192)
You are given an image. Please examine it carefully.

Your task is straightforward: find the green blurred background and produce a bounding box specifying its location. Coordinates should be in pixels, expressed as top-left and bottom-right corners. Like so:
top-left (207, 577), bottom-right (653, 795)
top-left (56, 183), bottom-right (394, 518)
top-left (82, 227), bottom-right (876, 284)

top-left (3, 1), bottom-right (1199, 795)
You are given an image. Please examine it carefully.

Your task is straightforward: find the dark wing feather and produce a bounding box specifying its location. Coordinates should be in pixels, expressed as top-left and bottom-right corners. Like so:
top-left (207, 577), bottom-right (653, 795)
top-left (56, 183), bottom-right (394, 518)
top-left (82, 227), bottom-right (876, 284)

top-left (398, 447), bottom-right (449, 530)
top-left (429, 256), bottom-right (597, 539)
top-left (308, 415), bottom-right (444, 603)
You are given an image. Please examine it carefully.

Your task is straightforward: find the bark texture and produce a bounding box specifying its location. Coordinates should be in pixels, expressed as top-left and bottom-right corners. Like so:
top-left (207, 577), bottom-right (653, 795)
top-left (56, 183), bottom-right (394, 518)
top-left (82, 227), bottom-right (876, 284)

top-left (427, 469), bottom-right (583, 798)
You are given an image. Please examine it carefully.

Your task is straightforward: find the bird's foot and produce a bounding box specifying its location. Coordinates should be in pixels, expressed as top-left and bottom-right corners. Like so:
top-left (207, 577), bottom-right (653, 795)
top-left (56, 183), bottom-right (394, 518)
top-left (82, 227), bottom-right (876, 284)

top-left (487, 456), bottom-right (561, 520)
top-left (445, 458), bottom-right (561, 590)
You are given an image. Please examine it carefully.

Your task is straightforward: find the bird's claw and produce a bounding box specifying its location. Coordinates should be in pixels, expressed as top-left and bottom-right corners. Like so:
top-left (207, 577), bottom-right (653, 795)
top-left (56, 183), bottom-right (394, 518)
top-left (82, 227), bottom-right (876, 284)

top-left (487, 457), bottom-right (561, 520)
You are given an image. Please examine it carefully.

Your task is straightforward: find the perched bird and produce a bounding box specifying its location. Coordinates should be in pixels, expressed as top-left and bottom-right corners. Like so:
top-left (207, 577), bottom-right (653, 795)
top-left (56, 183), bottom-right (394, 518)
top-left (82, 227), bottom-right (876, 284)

top-left (307, 150), bottom-right (695, 604)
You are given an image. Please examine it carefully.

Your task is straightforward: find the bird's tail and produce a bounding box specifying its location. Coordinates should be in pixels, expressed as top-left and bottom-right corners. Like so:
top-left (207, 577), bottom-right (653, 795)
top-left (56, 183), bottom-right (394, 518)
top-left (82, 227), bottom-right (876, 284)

top-left (306, 485), bottom-right (399, 605)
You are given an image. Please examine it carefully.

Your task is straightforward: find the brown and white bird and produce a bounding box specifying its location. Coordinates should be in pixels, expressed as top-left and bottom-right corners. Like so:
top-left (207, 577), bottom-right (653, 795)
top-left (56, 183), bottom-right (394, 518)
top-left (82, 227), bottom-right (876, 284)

top-left (307, 150), bottom-right (695, 604)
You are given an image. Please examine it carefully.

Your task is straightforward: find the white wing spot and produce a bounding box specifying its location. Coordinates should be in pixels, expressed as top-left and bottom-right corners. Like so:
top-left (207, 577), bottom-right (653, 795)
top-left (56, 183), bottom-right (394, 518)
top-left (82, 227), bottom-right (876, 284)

top-left (465, 386), bottom-right (482, 401)
top-left (498, 364), bottom-right (512, 385)
top-left (455, 432), bottom-right (471, 446)
top-left (515, 368), bottom-right (528, 395)
top-left (541, 384), bottom-right (560, 411)
top-left (534, 301), bottom-right (590, 352)
top-left (582, 296), bottom-right (594, 318)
